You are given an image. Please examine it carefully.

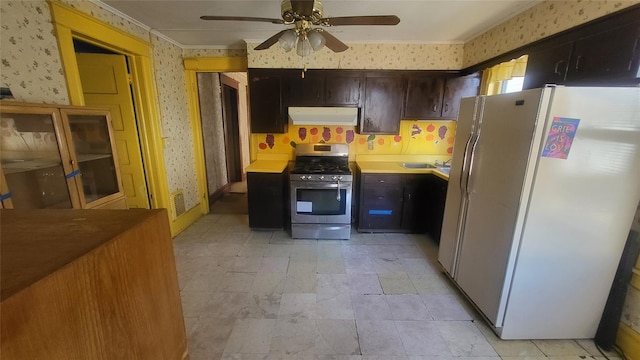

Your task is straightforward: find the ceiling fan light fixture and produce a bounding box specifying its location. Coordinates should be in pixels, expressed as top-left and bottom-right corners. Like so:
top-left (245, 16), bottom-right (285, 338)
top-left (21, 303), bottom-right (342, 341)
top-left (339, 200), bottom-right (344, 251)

top-left (278, 29), bottom-right (297, 52)
top-left (307, 29), bottom-right (326, 51)
top-left (296, 36), bottom-right (312, 57)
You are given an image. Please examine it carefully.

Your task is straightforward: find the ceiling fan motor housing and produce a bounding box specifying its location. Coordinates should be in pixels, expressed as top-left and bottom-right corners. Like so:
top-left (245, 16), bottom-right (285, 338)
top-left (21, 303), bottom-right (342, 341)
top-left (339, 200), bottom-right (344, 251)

top-left (281, 0), bottom-right (323, 23)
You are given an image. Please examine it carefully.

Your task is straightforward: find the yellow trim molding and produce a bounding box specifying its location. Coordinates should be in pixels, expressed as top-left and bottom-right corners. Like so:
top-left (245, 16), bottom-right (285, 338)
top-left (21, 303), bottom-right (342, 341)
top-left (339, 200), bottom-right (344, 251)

top-left (170, 202), bottom-right (206, 236)
top-left (617, 322), bottom-right (640, 360)
top-left (185, 70), bottom-right (210, 216)
top-left (49, 1), bottom-right (171, 225)
top-left (183, 57), bottom-right (249, 221)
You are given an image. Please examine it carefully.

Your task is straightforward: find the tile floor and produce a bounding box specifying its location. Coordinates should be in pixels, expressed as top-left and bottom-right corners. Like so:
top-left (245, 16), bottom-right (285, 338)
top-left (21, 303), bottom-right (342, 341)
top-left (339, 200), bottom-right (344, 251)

top-left (173, 213), bottom-right (620, 360)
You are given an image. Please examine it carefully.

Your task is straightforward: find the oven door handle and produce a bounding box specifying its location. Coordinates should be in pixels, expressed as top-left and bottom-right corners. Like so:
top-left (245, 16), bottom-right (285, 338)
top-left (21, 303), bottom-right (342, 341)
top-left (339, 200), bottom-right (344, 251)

top-left (336, 179), bottom-right (341, 202)
top-left (291, 182), bottom-right (352, 190)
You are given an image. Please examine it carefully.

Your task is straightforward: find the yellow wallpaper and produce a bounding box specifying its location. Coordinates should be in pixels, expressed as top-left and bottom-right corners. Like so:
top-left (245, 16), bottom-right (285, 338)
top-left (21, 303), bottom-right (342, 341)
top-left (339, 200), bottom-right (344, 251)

top-left (251, 120), bottom-right (456, 161)
top-left (247, 43), bottom-right (464, 70)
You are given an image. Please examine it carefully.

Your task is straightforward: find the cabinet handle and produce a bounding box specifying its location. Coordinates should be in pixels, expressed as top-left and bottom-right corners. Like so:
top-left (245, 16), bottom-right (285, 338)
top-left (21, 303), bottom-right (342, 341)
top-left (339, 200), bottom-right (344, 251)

top-left (378, 180), bottom-right (385, 183)
top-left (70, 160), bottom-right (76, 165)
top-left (433, 104), bottom-right (438, 112)
top-left (553, 60), bottom-right (565, 75)
top-left (444, 103), bottom-right (449, 113)
top-left (575, 56), bottom-right (584, 71)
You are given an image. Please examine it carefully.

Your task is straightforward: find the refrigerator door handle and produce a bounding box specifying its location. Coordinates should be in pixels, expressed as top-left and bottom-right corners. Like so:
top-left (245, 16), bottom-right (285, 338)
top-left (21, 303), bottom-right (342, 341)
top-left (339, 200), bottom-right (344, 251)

top-left (466, 132), bottom-right (481, 194)
top-left (460, 134), bottom-right (474, 194)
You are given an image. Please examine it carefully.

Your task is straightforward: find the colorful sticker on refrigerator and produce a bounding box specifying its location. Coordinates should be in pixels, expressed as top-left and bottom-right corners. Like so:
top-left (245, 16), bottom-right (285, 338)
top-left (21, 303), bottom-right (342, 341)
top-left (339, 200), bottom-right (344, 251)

top-left (542, 117), bottom-right (580, 159)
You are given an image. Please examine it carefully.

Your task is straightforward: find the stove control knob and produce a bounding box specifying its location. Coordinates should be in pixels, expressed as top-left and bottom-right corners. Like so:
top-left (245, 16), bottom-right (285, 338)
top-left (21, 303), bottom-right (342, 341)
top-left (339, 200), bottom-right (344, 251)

top-left (319, 176), bottom-right (325, 180)
top-left (300, 175), bottom-right (307, 180)
top-left (338, 176), bottom-right (343, 181)
top-left (331, 176), bottom-right (337, 181)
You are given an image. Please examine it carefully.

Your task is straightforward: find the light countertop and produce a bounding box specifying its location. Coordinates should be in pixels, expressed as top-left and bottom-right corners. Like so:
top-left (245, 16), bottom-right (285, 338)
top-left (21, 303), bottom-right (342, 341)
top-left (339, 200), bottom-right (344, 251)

top-left (355, 155), bottom-right (450, 181)
top-left (245, 154), bottom-right (290, 173)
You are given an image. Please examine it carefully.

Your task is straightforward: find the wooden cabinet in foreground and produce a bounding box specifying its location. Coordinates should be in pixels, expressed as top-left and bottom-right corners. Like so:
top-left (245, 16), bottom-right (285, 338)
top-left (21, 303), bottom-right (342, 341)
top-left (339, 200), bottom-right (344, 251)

top-left (0, 209), bottom-right (188, 360)
top-left (0, 101), bottom-right (126, 209)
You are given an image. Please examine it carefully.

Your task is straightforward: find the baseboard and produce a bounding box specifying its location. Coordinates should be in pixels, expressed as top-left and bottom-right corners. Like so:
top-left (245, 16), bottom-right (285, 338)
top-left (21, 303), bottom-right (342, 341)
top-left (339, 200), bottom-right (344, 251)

top-left (208, 185), bottom-right (230, 206)
top-left (617, 323), bottom-right (640, 360)
top-left (169, 204), bottom-right (203, 237)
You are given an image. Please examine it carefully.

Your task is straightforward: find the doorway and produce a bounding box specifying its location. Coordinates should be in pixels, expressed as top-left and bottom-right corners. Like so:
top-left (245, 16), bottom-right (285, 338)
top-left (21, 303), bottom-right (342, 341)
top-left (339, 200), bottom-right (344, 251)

top-left (220, 74), bottom-right (242, 184)
top-left (195, 72), bottom-right (250, 204)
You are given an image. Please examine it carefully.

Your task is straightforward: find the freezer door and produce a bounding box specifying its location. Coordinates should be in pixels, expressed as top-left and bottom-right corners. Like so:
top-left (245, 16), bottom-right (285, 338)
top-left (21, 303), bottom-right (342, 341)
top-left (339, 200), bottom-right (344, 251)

top-left (438, 96), bottom-right (481, 275)
top-left (454, 89), bottom-right (546, 326)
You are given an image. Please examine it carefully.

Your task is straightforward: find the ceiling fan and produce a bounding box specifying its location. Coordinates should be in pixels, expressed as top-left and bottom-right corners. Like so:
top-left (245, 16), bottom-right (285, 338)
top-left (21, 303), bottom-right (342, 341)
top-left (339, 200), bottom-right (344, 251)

top-left (201, 0), bottom-right (400, 56)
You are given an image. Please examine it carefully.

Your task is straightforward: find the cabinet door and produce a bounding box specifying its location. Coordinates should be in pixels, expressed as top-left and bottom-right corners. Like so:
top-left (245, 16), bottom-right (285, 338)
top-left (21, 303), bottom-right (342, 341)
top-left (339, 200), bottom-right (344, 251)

top-left (359, 174), bottom-right (403, 230)
top-left (325, 72), bottom-right (362, 106)
top-left (285, 71), bottom-right (325, 106)
top-left (441, 74), bottom-right (481, 119)
top-left (523, 42), bottom-right (573, 89)
top-left (60, 108), bottom-right (125, 208)
top-left (566, 21), bottom-right (640, 84)
top-left (249, 70), bottom-right (286, 133)
top-left (425, 175), bottom-right (448, 243)
top-left (404, 76), bottom-right (445, 119)
top-left (247, 172), bottom-right (285, 229)
top-left (360, 74), bottom-right (404, 134)
top-left (401, 174), bottom-right (430, 232)
top-left (0, 106), bottom-right (79, 209)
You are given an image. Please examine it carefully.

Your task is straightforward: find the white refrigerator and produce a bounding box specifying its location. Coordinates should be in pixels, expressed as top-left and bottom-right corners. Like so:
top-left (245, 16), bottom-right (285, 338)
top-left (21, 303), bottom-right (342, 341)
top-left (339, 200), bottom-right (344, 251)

top-left (438, 86), bottom-right (640, 339)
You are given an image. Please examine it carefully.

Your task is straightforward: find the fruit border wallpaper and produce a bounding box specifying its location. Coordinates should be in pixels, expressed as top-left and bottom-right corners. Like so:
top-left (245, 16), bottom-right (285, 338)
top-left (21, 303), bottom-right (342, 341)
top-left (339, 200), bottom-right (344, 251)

top-left (251, 120), bottom-right (456, 161)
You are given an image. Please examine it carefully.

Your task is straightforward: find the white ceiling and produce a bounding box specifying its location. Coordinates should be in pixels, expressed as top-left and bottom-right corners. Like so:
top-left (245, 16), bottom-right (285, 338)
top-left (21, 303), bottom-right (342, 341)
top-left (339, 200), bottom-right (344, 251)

top-left (99, 0), bottom-right (542, 49)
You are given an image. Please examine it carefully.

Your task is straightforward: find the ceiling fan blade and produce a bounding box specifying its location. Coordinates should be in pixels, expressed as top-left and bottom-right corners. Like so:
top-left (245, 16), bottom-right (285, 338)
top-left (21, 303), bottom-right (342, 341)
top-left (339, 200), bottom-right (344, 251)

top-left (254, 30), bottom-right (289, 50)
top-left (290, 0), bottom-right (315, 17)
top-left (200, 15), bottom-right (284, 24)
top-left (320, 15), bottom-right (400, 26)
top-left (318, 30), bottom-right (348, 53)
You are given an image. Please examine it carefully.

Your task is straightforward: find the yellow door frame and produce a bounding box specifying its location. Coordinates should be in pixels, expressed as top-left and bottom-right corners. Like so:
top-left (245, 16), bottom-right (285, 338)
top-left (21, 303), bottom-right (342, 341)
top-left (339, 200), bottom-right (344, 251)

top-left (48, 2), bottom-right (170, 217)
top-left (183, 57), bottom-right (248, 215)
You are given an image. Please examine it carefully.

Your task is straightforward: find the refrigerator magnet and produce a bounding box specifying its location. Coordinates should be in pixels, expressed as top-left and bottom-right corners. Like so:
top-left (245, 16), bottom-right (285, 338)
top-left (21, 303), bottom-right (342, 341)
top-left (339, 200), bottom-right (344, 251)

top-left (542, 117), bottom-right (580, 159)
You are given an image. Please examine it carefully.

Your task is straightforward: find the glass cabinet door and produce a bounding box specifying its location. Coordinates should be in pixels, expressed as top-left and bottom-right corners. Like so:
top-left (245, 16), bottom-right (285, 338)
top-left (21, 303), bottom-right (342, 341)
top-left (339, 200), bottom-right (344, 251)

top-left (62, 110), bottom-right (123, 207)
top-left (0, 109), bottom-right (76, 209)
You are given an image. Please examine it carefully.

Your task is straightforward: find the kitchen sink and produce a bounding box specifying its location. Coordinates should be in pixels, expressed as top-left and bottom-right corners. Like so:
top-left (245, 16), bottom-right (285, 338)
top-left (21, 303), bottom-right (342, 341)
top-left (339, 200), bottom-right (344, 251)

top-left (438, 167), bottom-right (451, 175)
top-left (402, 162), bottom-right (436, 169)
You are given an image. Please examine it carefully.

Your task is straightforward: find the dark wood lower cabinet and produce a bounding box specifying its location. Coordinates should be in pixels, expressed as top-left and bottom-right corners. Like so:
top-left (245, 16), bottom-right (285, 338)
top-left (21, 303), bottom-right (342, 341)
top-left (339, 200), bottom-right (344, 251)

top-left (425, 175), bottom-right (448, 243)
top-left (357, 171), bottom-right (449, 235)
top-left (247, 171), bottom-right (287, 229)
top-left (358, 174), bottom-right (404, 231)
top-left (401, 175), bottom-right (431, 233)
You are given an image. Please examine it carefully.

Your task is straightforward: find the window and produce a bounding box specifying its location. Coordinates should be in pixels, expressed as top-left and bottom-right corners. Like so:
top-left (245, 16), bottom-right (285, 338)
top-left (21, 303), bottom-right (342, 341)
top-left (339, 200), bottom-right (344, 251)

top-left (501, 76), bottom-right (525, 94)
top-left (481, 55), bottom-right (528, 95)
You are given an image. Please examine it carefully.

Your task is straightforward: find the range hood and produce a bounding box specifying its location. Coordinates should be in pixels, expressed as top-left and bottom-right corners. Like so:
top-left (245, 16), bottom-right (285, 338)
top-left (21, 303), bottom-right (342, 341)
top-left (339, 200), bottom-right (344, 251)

top-left (288, 107), bottom-right (359, 126)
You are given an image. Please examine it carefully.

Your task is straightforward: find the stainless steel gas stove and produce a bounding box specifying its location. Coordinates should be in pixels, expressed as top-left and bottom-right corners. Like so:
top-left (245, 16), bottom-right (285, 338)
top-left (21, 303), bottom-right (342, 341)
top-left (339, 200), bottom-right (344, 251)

top-left (290, 143), bottom-right (352, 240)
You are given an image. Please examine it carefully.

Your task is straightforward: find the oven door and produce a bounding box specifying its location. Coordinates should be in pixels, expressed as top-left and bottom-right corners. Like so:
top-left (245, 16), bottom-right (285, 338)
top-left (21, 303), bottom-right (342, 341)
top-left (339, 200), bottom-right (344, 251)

top-left (290, 181), bottom-right (352, 224)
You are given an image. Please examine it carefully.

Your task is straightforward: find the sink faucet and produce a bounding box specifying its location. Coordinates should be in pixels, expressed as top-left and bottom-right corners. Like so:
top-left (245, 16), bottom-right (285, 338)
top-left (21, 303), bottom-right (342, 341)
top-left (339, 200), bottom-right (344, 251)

top-left (443, 158), bottom-right (452, 166)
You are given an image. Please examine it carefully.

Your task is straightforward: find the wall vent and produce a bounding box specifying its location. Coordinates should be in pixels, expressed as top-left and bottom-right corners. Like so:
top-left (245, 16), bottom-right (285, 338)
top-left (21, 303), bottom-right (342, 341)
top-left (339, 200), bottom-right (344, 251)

top-left (171, 190), bottom-right (186, 218)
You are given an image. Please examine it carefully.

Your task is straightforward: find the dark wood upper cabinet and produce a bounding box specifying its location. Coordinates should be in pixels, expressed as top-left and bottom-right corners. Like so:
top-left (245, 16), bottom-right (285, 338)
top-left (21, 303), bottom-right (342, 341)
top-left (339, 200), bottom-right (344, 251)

top-left (403, 73), bottom-right (480, 120)
top-left (521, 5), bottom-right (640, 89)
top-left (325, 71), bottom-right (362, 106)
top-left (248, 69), bottom-right (286, 133)
top-left (404, 76), bottom-right (445, 119)
top-left (360, 73), bottom-right (405, 134)
top-left (283, 70), bottom-right (362, 107)
top-left (522, 42), bottom-right (573, 89)
top-left (442, 73), bottom-right (481, 119)
top-left (565, 21), bottom-right (640, 84)
top-left (285, 72), bottom-right (325, 106)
